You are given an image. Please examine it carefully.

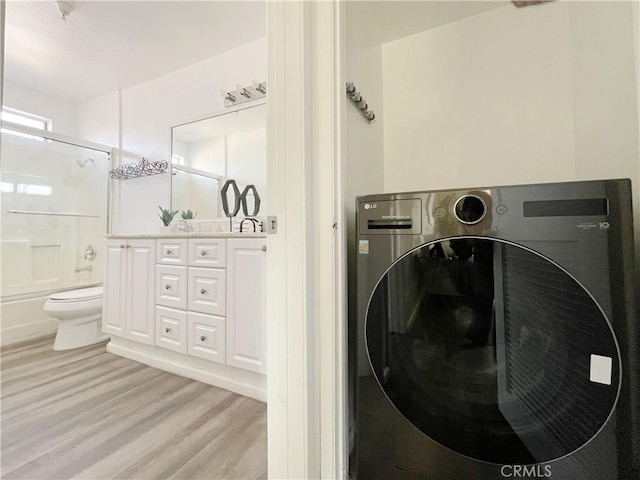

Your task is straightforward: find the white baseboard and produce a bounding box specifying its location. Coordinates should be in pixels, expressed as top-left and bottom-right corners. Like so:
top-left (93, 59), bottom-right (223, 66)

top-left (0, 296), bottom-right (59, 346)
top-left (106, 337), bottom-right (267, 403)
top-left (0, 318), bottom-right (58, 346)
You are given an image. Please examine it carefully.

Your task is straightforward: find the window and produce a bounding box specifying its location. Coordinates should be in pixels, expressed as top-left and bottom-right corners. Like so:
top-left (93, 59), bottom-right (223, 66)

top-left (1, 107), bottom-right (52, 140)
top-left (172, 154), bottom-right (185, 166)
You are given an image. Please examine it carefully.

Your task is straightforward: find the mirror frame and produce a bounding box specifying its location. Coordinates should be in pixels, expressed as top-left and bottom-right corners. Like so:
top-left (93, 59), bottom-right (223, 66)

top-left (169, 98), bottom-right (267, 219)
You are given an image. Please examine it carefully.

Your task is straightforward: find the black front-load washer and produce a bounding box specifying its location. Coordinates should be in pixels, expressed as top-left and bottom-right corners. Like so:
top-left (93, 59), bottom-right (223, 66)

top-left (352, 179), bottom-right (638, 479)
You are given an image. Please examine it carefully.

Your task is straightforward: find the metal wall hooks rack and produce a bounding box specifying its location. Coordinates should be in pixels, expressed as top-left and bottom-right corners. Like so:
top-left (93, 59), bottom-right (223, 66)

top-left (346, 82), bottom-right (375, 124)
top-left (110, 158), bottom-right (168, 180)
top-left (220, 80), bottom-right (267, 108)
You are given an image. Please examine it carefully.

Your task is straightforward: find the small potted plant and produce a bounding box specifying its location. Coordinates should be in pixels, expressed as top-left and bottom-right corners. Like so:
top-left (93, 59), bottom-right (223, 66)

top-left (173, 209), bottom-right (197, 233)
top-left (181, 209), bottom-right (197, 220)
top-left (158, 206), bottom-right (178, 231)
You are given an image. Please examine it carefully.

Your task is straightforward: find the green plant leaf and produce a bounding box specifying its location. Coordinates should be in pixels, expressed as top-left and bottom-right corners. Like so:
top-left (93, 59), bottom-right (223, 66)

top-left (181, 209), bottom-right (197, 220)
top-left (158, 206), bottom-right (179, 226)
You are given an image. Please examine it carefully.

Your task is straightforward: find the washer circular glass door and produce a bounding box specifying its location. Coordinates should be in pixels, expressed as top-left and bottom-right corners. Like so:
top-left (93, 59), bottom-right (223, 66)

top-left (365, 237), bottom-right (620, 465)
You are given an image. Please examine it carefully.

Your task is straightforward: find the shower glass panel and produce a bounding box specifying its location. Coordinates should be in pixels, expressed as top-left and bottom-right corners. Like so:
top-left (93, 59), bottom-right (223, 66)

top-left (1, 130), bottom-right (109, 299)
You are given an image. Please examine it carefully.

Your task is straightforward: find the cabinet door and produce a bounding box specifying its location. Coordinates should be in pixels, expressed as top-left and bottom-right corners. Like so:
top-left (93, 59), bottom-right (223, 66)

top-left (103, 241), bottom-right (128, 336)
top-left (189, 239), bottom-right (226, 267)
top-left (156, 265), bottom-right (188, 309)
top-left (188, 267), bottom-right (226, 316)
top-left (188, 311), bottom-right (226, 364)
top-left (157, 239), bottom-right (188, 265)
top-left (126, 239), bottom-right (156, 345)
top-left (226, 239), bottom-right (267, 374)
top-left (156, 306), bottom-right (187, 354)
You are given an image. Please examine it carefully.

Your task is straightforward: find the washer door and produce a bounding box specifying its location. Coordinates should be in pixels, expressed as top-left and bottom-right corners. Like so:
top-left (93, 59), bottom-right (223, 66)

top-left (365, 237), bottom-right (620, 465)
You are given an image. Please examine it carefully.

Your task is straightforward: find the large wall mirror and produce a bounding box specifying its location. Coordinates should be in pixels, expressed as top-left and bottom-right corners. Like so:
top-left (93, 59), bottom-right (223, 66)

top-left (171, 102), bottom-right (267, 220)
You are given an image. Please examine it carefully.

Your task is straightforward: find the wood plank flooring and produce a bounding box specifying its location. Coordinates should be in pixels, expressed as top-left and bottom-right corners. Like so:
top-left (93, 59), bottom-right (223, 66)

top-left (1, 335), bottom-right (267, 480)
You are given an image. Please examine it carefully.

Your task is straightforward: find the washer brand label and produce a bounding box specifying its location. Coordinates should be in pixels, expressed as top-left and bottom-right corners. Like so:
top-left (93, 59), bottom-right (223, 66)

top-left (358, 240), bottom-right (369, 255)
top-left (577, 222), bottom-right (610, 230)
top-left (500, 465), bottom-right (552, 478)
top-left (578, 222), bottom-right (597, 230)
top-left (363, 203), bottom-right (377, 210)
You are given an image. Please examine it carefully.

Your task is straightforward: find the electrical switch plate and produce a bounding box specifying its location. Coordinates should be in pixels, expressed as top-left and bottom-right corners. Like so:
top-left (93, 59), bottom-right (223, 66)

top-left (267, 216), bottom-right (278, 234)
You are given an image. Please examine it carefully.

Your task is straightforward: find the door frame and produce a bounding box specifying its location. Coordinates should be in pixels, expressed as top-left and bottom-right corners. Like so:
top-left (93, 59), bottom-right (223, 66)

top-left (266, 1), bottom-right (346, 478)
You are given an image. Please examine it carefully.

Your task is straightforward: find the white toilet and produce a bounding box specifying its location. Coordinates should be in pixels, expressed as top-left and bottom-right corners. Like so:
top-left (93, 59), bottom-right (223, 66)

top-left (43, 286), bottom-right (109, 350)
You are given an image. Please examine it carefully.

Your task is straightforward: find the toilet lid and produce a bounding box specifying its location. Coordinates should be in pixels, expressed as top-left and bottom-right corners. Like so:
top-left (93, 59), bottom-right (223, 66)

top-left (49, 286), bottom-right (103, 302)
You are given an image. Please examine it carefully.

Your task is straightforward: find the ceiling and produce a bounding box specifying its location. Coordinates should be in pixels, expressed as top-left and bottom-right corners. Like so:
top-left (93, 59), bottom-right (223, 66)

top-left (346, 1), bottom-right (508, 47)
top-left (4, 1), bottom-right (515, 105)
top-left (3, 1), bottom-right (266, 104)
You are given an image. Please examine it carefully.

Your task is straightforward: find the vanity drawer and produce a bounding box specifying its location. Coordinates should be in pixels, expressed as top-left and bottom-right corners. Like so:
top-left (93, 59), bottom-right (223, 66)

top-left (188, 312), bottom-right (225, 364)
top-left (188, 239), bottom-right (226, 268)
top-left (157, 239), bottom-right (188, 265)
top-left (156, 306), bottom-right (187, 354)
top-left (188, 267), bottom-right (226, 315)
top-left (156, 265), bottom-right (187, 309)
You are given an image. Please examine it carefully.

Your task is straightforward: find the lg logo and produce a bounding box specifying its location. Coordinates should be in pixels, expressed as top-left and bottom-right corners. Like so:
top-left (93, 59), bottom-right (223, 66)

top-left (364, 203), bottom-right (377, 210)
top-left (501, 465), bottom-right (552, 478)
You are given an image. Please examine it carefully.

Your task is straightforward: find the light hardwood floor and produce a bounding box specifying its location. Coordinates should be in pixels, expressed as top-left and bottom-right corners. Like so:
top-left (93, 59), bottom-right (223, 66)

top-left (1, 335), bottom-right (267, 480)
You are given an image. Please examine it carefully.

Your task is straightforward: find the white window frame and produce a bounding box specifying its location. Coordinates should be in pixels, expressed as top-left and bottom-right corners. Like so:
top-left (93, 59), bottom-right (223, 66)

top-left (1, 107), bottom-right (52, 140)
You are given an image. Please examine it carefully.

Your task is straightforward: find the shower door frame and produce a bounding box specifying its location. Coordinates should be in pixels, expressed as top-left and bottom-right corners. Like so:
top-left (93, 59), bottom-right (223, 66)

top-left (0, 120), bottom-right (114, 301)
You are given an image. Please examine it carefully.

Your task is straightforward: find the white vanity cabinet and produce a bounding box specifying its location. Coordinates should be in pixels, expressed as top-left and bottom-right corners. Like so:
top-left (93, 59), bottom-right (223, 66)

top-left (226, 238), bottom-right (267, 374)
top-left (103, 238), bottom-right (156, 345)
top-left (153, 239), bottom-right (227, 361)
top-left (104, 234), bottom-right (267, 402)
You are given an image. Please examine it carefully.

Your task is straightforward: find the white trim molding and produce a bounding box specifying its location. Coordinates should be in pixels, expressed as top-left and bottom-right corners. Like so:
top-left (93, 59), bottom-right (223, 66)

top-left (267, 1), bottom-right (346, 478)
top-left (106, 338), bottom-right (267, 402)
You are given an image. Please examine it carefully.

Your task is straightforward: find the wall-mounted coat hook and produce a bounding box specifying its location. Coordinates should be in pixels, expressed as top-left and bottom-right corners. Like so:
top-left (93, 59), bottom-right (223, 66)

top-left (252, 81), bottom-right (267, 94)
top-left (346, 82), bottom-right (375, 124)
top-left (221, 81), bottom-right (266, 107)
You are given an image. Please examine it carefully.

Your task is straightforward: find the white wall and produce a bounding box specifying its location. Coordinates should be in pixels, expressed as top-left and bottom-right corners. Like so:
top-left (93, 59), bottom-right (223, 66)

top-left (77, 90), bottom-right (120, 148)
top-left (381, 2), bottom-right (639, 195)
top-left (3, 80), bottom-right (77, 136)
top-left (109, 37), bottom-right (267, 234)
top-left (569, 2), bottom-right (639, 185)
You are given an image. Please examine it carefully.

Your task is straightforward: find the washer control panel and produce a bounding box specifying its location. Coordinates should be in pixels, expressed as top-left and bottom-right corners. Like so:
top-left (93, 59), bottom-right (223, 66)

top-left (358, 198), bottom-right (422, 235)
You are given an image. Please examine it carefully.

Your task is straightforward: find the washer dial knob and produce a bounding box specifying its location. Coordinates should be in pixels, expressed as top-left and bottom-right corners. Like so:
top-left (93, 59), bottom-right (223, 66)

top-left (454, 195), bottom-right (487, 224)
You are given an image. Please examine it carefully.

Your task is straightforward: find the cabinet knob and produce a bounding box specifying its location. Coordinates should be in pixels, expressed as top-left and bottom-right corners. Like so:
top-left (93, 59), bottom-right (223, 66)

top-left (165, 327), bottom-right (171, 333)
top-left (262, 245), bottom-right (267, 252)
top-left (120, 244), bottom-right (126, 249)
top-left (200, 336), bottom-right (207, 342)
top-left (200, 288), bottom-right (206, 295)
top-left (166, 249), bottom-right (172, 255)
top-left (165, 284), bottom-right (171, 290)
top-left (200, 250), bottom-right (207, 256)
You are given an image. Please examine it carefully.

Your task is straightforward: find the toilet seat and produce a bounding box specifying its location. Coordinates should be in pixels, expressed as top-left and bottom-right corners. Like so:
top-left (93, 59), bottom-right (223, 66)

top-left (48, 286), bottom-right (103, 303)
